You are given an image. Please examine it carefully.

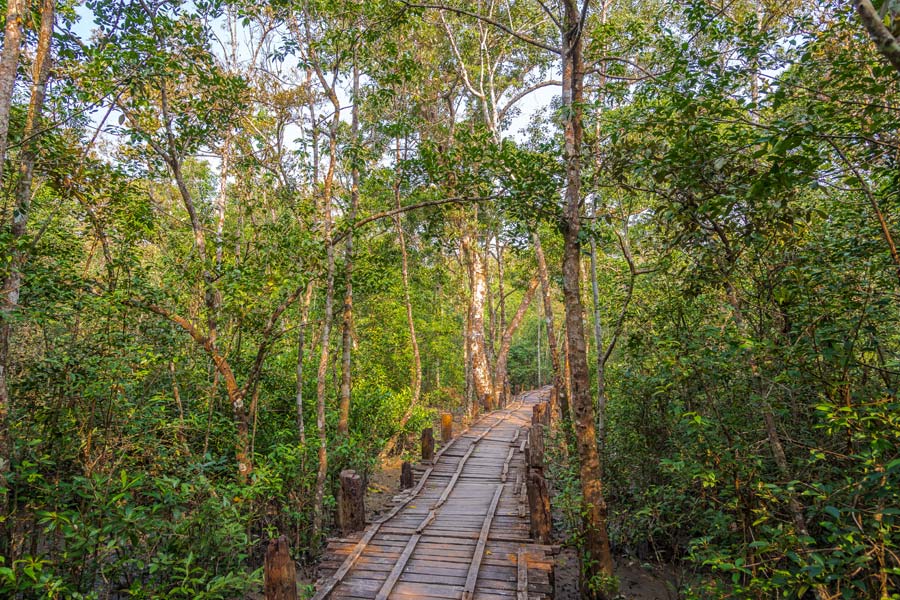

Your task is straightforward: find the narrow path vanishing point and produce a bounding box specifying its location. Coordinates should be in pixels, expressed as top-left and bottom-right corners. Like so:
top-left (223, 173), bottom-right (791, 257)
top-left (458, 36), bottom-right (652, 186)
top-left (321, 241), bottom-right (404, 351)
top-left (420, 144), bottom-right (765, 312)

top-left (314, 388), bottom-right (558, 600)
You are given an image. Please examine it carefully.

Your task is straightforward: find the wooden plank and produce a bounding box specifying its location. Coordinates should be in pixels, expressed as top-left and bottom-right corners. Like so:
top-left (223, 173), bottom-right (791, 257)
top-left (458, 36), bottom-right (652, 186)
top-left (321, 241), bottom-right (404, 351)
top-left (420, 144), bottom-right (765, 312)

top-left (461, 485), bottom-right (504, 600)
top-left (501, 447), bottom-right (515, 483)
top-left (312, 465), bottom-right (436, 600)
top-left (517, 547), bottom-right (528, 600)
top-left (374, 533), bottom-right (420, 600)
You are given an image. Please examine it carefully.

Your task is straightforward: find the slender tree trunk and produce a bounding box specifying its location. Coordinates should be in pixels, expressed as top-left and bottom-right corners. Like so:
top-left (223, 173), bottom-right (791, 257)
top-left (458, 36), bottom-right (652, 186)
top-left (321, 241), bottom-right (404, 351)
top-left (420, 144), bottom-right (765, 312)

top-left (493, 277), bottom-right (539, 407)
top-left (312, 109), bottom-right (340, 546)
top-left (0, 0), bottom-right (24, 183)
top-left (462, 230), bottom-right (493, 409)
top-left (0, 0), bottom-right (54, 552)
top-left (589, 232), bottom-right (605, 446)
top-left (338, 57), bottom-right (360, 439)
top-left (379, 137), bottom-right (422, 459)
top-left (560, 2), bottom-right (615, 594)
top-left (295, 280), bottom-right (315, 445)
top-left (533, 232), bottom-right (570, 420)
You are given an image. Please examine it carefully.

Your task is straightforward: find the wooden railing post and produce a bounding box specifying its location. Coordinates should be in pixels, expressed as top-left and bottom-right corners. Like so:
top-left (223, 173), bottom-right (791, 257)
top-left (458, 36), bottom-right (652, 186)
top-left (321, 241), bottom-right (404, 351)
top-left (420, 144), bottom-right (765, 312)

top-left (421, 427), bottom-right (435, 462)
top-left (264, 536), bottom-right (298, 600)
top-left (526, 403), bottom-right (551, 543)
top-left (527, 469), bottom-right (551, 543)
top-left (400, 460), bottom-right (414, 489)
top-left (338, 469), bottom-right (365, 536)
top-left (441, 413), bottom-right (453, 444)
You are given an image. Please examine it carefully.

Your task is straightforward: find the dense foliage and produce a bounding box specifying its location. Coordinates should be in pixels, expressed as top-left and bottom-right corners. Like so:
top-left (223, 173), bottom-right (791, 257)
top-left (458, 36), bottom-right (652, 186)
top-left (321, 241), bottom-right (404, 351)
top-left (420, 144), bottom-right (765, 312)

top-left (0, 0), bottom-right (898, 598)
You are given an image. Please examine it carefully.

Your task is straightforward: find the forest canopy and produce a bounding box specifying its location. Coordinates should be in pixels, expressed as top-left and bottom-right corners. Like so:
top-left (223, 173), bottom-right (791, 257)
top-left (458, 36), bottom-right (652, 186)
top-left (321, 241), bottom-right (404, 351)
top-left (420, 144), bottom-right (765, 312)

top-left (0, 0), bottom-right (899, 598)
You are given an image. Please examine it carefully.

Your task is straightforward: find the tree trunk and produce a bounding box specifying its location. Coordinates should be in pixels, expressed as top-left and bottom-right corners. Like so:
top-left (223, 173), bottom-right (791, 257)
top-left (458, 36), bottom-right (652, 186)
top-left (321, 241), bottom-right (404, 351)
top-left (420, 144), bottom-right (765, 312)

top-left (855, 0), bottom-right (900, 73)
top-left (295, 280), bottom-right (315, 445)
top-left (0, 0), bottom-right (54, 552)
top-left (560, 1), bottom-right (615, 595)
top-left (463, 230), bottom-right (493, 408)
top-left (0, 0), bottom-right (24, 182)
top-left (312, 104), bottom-right (340, 546)
top-left (493, 277), bottom-right (539, 408)
top-left (589, 234), bottom-right (606, 447)
top-left (379, 137), bottom-right (422, 459)
top-left (533, 233), bottom-right (570, 420)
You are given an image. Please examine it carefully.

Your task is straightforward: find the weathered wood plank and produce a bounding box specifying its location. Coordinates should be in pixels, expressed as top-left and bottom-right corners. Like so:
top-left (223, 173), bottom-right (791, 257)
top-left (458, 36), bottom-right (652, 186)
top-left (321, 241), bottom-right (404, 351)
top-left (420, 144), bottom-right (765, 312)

top-left (517, 546), bottom-right (528, 600)
top-left (461, 484), bottom-right (504, 600)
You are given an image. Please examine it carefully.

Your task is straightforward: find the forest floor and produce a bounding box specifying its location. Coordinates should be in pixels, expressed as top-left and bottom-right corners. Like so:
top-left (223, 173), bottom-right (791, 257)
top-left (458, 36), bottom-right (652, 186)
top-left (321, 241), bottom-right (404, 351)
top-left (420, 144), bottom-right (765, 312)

top-left (553, 547), bottom-right (679, 600)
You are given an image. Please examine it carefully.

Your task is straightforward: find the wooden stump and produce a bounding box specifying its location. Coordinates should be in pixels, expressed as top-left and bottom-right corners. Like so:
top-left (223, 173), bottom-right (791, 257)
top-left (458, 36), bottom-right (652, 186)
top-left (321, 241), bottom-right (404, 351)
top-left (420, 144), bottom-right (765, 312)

top-left (264, 536), bottom-right (298, 600)
top-left (440, 413), bottom-right (453, 444)
top-left (421, 427), bottom-right (435, 462)
top-left (338, 469), bottom-right (365, 536)
top-left (400, 461), bottom-right (414, 489)
top-left (532, 401), bottom-right (550, 428)
top-left (526, 468), bottom-right (552, 543)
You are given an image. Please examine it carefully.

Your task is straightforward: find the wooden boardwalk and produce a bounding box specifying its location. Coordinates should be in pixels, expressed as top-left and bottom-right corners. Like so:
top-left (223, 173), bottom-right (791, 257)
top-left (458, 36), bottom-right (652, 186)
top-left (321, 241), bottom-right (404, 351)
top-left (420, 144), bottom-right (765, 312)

top-left (314, 389), bottom-right (557, 600)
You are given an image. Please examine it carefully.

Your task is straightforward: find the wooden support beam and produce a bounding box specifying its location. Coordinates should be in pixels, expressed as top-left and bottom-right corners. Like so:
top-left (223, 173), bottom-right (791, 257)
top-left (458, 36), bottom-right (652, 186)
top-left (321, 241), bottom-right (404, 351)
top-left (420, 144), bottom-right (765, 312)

top-left (338, 470), bottom-right (365, 536)
top-left (517, 546), bottom-right (528, 600)
top-left (510, 427), bottom-right (520, 445)
top-left (501, 447), bottom-right (515, 483)
top-left (461, 484), bottom-right (504, 600)
top-left (310, 465), bottom-right (435, 600)
top-left (374, 533), bottom-right (420, 600)
top-left (264, 536), bottom-right (298, 600)
top-left (527, 425), bottom-right (544, 469)
top-left (518, 475), bottom-right (528, 518)
top-left (441, 412), bottom-right (453, 444)
top-left (527, 468), bottom-right (552, 543)
top-left (400, 460), bottom-right (414, 489)
top-left (421, 427), bottom-right (434, 462)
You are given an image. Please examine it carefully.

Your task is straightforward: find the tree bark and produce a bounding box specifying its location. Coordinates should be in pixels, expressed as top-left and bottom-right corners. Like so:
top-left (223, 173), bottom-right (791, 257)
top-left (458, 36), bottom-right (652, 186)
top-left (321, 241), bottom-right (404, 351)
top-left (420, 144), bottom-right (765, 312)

top-left (462, 230), bottom-right (494, 408)
top-left (854, 0), bottom-right (900, 73)
top-left (0, 0), bottom-right (54, 552)
top-left (493, 277), bottom-right (539, 408)
top-left (560, 1), bottom-right (616, 594)
top-left (295, 280), bottom-right (315, 445)
top-left (379, 137), bottom-right (422, 459)
top-left (0, 0), bottom-right (24, 182)
top-left (533, 232), bottom-right (570, 421)
top-left (338, 55), bottom-right (360, 439)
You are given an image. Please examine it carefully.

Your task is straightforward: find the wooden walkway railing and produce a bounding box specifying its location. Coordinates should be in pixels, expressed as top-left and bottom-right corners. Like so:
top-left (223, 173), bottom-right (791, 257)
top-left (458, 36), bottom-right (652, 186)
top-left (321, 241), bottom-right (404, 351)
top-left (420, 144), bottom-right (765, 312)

top-left (314, 389), bottom-right (557, 600)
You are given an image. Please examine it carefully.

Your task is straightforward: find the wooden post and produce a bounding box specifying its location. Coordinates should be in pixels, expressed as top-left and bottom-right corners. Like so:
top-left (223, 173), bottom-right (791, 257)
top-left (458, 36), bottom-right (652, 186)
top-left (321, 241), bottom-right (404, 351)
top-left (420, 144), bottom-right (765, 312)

top-left (527, 402), bottom-right (551, 543)
top-left (338, 469), bottom-right (365, 535)
top-left (400, 461), bottom-right (414, 489)
top-left (527, 423), bottom-right (544, 469)
top-left (526, 469), bottom-right (552, 543)
top-left (441, 413), bottom-right (453, 444)
top-left (532, 401), bottom-right (550, 428)
top-left (264, 536), bottom-right (298, 600)
top-left (421, 427), bottom-right (434, 462)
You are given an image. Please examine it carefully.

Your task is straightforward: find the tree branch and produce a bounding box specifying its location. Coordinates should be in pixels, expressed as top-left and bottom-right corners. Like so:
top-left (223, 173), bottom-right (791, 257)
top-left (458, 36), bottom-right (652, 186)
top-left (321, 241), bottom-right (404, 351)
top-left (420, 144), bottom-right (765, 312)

top-left (401, 1), bottom-right (561, 54)
top-left (854, 0), bottom-right (900, 73)
top-left (333, 196), bottom-right (495, 243)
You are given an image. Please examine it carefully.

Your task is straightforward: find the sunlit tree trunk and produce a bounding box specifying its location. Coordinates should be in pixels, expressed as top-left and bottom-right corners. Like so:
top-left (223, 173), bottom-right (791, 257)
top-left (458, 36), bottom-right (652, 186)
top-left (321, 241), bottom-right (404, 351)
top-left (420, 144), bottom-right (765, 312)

top-left (0, 0), bottom-right (24, 181)
top-left (338, 55), bottom-right (360, 439)
top-left (463, 229), bottom-right (494, 409)
top-left (493, 277), bottom-right (539, 407)
top-left (560, 1), bottom-right (615, 594)
top-left (533, 232), bottom-right (570, 420)
top-left (0, 0), bottom-right (54, 552)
